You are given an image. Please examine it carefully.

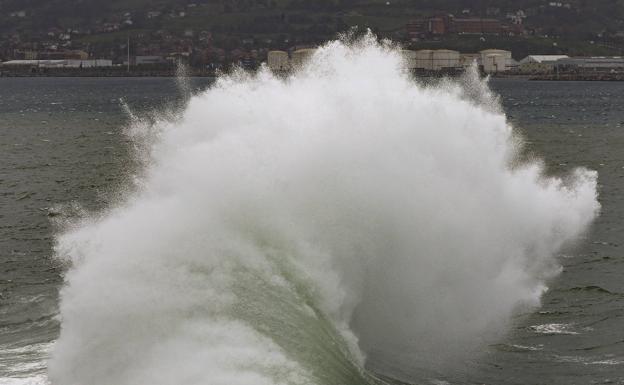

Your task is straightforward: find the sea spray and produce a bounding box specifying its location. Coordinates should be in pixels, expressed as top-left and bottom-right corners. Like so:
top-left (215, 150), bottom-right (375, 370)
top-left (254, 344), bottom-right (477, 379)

top-left (50, 33), bottom-right (599, 385)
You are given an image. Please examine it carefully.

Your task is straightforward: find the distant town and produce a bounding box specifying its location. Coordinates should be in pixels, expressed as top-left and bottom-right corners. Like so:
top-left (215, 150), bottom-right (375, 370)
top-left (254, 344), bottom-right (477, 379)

top-left (1, 1), bottom-right (624, 79)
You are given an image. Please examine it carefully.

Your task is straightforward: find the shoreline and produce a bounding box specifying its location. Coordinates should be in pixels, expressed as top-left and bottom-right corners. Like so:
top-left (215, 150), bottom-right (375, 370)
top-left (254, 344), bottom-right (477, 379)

top-left (1, 69), bottom-right (623, 81)
top-left (0, 69), bottom-right (217, 78)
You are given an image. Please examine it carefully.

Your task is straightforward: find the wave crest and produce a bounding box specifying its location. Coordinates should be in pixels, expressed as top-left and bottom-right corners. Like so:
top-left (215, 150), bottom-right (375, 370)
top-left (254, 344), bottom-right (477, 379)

top-left (50, 33), bottom-right (599, 384)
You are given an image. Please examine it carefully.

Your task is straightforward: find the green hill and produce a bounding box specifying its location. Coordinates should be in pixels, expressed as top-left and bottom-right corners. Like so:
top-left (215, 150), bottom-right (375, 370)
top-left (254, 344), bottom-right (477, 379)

top-left (1, 0), bottom-right (623, 61)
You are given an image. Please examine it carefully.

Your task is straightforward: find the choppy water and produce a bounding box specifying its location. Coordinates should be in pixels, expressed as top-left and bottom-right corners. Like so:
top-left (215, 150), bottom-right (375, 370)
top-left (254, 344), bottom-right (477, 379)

top-left (1, 39), bottom-right (623, 385)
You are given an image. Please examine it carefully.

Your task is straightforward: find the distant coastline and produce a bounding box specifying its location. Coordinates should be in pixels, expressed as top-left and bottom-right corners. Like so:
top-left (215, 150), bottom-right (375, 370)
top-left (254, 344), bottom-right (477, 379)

top-left (0, 68), bottom-right (217, 78)
top-left (2, 70), bottom-right (623, 81)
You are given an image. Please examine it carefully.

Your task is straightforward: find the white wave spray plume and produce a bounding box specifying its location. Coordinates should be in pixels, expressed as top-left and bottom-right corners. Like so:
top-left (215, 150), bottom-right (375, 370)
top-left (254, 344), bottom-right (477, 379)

top-left (50, 34), bottom-right (599, 385)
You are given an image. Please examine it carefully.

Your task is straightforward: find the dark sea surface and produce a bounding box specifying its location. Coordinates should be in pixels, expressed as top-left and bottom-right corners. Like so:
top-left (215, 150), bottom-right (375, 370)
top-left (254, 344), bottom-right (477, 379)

top-left (1, 77), bottom-right (623, 385)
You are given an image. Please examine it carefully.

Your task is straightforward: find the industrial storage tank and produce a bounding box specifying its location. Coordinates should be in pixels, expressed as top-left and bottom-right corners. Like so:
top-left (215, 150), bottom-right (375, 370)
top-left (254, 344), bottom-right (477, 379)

top-left (401, 50), bottom-right (417, 70)
top-left (480, 49), bottom-right (512, 58)
top-left (432, 49), bottom-right (460, 71)
top-left (482, 54), bottom-right (507, 74)
top-left (267, 51), bottom-right (289, 71)
top-left (479, 49), bottom-right (512, 72)
top-left (414, 49), bottom-right (434, 70)
top-left (460, 53), bottom-right (481, 69)
top-left (291, 48), bottom-right (316, 68)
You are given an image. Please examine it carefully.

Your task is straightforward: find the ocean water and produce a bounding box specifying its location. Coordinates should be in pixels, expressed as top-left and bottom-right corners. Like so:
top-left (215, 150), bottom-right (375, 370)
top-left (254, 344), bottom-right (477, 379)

top-left (1, 38), bottom-right (622, 385)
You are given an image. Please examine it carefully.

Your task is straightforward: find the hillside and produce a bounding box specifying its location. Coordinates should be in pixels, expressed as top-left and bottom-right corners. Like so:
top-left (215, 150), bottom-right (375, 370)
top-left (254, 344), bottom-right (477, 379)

top-left (1, 0), bottom-right (623, 63)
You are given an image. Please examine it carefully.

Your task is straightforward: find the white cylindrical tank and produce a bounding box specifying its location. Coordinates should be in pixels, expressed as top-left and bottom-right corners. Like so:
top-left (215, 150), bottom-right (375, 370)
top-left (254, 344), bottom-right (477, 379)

top-left (414, 49), bottom-right (434, 70)
top-left (482, 54), bottom-right (507, 73)
top-left (401, 49), bottom-right (417, 70)
top-left (267, 50), bottom-right (289, 71)
top-left (460, 53), bottom-right (481, 69)
top-left (432, 49), bottom-right (460, 71)
top-left (291, 48), bottom-right (316, 68)
top-left (480, 49), bottom-right (512, 72)
top-left (480, 49), bottom-right (512, 58)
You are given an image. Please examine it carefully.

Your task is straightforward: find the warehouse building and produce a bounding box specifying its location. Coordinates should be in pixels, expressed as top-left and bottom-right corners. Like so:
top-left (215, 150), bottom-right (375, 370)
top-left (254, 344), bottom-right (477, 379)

top-left (519, 55), bottom-right (569, 73)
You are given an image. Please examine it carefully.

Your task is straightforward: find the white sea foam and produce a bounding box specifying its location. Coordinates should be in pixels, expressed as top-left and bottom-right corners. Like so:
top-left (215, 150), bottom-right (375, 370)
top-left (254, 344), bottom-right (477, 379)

top-left (530, 323), bottom-right (580, 335)
top-left (49, 33), bottom-right (600, 384)
top-left (0, 375), bottom-right (49, 385)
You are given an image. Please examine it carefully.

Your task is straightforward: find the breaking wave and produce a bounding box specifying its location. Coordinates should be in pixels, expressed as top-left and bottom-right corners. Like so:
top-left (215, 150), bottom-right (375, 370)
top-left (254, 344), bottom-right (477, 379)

top-left (50, 33), bottom-right (599, 385)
